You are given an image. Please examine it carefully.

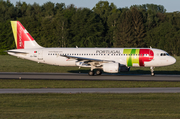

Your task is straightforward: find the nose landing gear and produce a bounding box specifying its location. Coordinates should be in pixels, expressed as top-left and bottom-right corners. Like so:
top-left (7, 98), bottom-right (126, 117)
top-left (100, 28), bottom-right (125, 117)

top-left (150, 67), bottom-right (155, 76)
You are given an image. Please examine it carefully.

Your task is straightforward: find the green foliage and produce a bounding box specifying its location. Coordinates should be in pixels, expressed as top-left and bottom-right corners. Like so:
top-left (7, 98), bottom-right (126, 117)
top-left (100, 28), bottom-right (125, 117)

top-left (0, 1), bottom-right (180, 55)
top-left (115, 8), bottom-right (146, 47)
top-left (70, 8), bottom-right (105, 47)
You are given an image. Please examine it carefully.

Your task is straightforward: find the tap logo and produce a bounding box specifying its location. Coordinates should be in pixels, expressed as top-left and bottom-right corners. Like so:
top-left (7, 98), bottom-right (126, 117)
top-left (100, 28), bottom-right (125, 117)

top-left (18, 28), bottom-right (22, 47)
top-left (123, 49), bottom-right (154, 66)
top-left (17, 23), bottom-right (24, 49)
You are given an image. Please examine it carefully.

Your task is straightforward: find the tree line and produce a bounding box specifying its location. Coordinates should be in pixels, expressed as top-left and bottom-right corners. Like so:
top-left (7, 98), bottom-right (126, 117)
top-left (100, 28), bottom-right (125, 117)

top-left (0, 0), bottom-right (180, 55)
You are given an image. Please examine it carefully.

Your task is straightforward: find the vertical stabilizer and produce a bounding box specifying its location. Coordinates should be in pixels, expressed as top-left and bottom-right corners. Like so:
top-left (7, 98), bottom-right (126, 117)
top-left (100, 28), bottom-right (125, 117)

top-left (11, 21), bottom-right (42, 49)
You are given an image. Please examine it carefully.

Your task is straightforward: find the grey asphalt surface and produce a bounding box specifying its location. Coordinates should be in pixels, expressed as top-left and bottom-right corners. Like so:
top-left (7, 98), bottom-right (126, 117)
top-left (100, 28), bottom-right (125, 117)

top-left (1, 72), bottom-right (180, 94)
top-left (0, 88), bottom-right (180, 94)
top-left (0, 72), bottom-right (180, 81)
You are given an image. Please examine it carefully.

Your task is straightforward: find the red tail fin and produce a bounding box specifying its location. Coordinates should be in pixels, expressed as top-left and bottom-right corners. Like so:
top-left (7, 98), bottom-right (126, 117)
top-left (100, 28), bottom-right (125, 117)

top-left (11, 21), bottom-right (42, 49)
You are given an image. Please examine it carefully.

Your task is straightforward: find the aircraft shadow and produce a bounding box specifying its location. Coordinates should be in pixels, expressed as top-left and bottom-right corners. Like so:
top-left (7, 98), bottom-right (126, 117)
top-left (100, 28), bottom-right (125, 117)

top-left (68, 69), bottom-right (180, 75)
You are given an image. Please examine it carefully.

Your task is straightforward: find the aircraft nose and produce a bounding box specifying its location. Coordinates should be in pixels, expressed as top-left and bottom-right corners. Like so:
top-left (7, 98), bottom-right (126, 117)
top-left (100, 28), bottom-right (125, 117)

top-left (170, 56), bottom-right (176, 65)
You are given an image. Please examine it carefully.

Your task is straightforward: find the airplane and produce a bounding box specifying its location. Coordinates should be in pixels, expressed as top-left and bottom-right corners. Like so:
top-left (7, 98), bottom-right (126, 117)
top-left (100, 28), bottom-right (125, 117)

top-left (8, 21), bottom-right (176, 76)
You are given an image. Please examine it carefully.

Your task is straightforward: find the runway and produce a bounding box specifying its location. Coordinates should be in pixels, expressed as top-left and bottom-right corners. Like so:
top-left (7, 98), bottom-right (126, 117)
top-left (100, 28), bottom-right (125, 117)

top-left (0, 88), bottom-right (180, 94)
top-left (0, 72), bottom-right (180, 81)
top-left (0, 72), bottom-right (180, 94)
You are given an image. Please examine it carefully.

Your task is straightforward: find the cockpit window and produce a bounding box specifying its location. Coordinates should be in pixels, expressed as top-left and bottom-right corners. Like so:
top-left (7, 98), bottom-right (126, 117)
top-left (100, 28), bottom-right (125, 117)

top-left (160, 53), bottom-right (169, 56)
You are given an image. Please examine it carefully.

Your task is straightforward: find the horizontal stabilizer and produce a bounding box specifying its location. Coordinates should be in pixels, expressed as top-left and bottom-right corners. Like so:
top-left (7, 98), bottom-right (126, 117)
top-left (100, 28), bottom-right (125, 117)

top-left (7, 50), bottom-right (28, 54)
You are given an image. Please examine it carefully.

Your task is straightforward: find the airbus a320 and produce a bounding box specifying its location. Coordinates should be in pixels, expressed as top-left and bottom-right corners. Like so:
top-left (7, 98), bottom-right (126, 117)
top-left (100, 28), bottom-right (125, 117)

top-left (8, 21), bottom-right (176, 76)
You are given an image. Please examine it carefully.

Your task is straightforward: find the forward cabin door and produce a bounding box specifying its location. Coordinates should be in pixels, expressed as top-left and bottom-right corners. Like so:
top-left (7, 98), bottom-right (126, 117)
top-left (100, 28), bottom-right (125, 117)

top-left (149, 49), bottom-right (153, 61)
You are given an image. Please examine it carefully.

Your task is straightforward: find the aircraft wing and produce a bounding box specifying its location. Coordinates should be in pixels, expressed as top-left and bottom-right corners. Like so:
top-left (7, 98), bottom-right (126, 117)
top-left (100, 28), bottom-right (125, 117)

top-left (61, 55), bottom-right (115, 63)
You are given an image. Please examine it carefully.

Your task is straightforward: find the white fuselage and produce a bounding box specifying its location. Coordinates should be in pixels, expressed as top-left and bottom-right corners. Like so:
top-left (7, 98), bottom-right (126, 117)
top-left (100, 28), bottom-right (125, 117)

top-left (8, 48), bottom-right (176, 67)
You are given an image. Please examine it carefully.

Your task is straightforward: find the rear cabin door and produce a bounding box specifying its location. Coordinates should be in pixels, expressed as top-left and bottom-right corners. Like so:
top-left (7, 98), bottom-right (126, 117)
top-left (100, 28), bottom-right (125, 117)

top-left (38, 50), bottom-right (43, 60)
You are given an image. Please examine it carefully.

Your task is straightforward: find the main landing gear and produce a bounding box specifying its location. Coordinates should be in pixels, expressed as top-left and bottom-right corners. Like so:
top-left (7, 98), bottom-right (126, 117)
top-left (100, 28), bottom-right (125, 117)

top-left (88, 71), bottom-right (94, 76)
top-left (88, 69), bottom-right (102, 76)
top-left (150, 66), bottom-right (155, 76)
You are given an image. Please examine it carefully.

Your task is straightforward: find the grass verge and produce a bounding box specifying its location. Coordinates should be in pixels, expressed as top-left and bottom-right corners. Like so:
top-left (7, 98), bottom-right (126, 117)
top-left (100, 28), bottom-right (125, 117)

top-left (0, 93), bottom-right (180, 119)
top-left (1, 80), bottom-right (180, 88)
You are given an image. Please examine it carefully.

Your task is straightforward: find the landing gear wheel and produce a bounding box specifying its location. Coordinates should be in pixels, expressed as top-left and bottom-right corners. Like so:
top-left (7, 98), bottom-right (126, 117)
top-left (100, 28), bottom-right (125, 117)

top-left (150, 67), bottom-right (155, 76)
top-left (88, 71), bottom-right (94, 76)
top-left (96, 70), bottom-right (102, 75)
top-left (151, 72), bottom-right (155, 76)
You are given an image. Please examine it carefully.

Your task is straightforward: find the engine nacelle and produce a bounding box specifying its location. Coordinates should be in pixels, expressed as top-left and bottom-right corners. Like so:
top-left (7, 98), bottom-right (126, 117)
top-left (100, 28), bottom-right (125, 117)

top-left (103, 63), bottom-right (120, 73)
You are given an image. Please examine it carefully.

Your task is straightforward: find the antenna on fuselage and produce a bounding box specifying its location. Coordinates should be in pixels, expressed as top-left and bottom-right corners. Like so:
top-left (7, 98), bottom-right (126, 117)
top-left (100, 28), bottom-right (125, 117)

top-left (150, 46), bottom-right (152, 49)
top-left (76, 46), bottom-right (78, 48)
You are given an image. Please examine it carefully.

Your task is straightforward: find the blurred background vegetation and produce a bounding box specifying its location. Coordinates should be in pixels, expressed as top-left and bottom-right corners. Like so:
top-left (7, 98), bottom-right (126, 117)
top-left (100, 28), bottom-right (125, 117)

top-left (0, 0), bottom-right (180, 55)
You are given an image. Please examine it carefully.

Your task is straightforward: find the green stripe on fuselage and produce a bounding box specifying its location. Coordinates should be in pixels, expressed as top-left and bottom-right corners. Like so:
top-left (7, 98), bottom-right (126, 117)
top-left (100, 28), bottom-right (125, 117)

top-left (123, 49), bottom-right (140, 66)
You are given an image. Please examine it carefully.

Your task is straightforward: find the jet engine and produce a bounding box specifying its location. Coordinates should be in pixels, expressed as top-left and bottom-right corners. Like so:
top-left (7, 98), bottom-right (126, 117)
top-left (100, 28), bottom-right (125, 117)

top-left (103, 63), bottom-right (120, 73)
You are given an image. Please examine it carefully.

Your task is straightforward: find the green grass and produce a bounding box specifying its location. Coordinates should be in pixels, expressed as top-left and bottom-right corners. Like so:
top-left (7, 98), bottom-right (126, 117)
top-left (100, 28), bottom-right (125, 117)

top-left (0, 93), bottom-right (180, 119)
top-left (1, 55), bottom-right (180, 119)
top-left (1, 80), bottom-right (180, 88)
top-left (0, 55), bottom-right (180, 74)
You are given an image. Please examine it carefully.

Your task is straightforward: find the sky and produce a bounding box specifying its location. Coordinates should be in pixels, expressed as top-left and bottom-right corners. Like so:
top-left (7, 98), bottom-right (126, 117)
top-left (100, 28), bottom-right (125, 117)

top-left (10, 0), bottom-right (180, 13)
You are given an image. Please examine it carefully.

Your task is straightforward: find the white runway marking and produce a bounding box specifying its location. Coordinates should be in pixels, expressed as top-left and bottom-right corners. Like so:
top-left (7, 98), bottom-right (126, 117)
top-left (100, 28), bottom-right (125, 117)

top-left (0, 88), bottom-right (180, 94)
